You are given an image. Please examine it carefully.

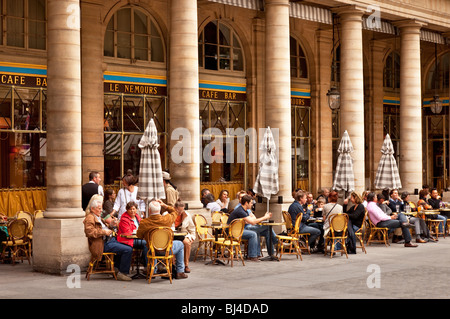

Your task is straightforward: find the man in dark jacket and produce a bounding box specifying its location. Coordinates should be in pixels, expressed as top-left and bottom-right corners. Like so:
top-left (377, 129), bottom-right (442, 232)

top-left (82, 171), bottom-right (104, 211)
top-left (427, 188), bottom-right (447, 234)
top-left (288, 190), bottom-right (321, 252)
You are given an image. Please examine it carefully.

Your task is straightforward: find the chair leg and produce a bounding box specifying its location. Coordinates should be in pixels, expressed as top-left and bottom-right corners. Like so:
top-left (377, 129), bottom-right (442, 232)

top-left (167, 259), bottom-right (173, 284)
top-left (294, 240), bottom-right (302, 261)
top-left (147, 260), bottom-right (155, 284)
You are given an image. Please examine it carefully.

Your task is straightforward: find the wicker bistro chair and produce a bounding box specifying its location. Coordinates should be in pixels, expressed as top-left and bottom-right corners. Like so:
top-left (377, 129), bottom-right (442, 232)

top-left (324, 213), bottom-right (349, 259)
top-left (211, 211), bottom-right (223, 223)
top-left (85, 252), bottom-right (117, 281)
top-left (145, 227), bottom-right (174, 284)
top-left (15, 211), bottom-right (34, 255)
top-left (366, 212), bottom-right (390, 247)
top-left (426, 215), bottom-right (446, 239)
top-left (214, 218), bottom-right (245, 267)
top-left (1, 218), bottom-right (31, 265)
top-left (281, 211), bottom-right (310, 254)
top-left (193, 214), bottom-right (214, 262)
top-left (34, 210), bottom-right (44, 219)
top-left (277, 212), bottom-right (302, 260)
top-left (15, 211), bottom-right (34, 232)
top-left (354, 210), bottom-right (368, 254)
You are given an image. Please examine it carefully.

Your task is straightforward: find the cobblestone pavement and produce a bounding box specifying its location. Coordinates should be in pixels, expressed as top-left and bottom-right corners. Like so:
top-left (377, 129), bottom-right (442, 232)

top-left (1, 236), bottom-right (449, 315)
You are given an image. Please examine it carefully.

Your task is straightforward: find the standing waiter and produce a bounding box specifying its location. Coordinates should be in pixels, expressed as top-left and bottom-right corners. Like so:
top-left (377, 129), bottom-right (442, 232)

top-left (82, 171), bottom-right (104, 211)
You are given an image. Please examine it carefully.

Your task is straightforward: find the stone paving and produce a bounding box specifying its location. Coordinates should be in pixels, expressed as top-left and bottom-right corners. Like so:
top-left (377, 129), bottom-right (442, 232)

top-left (2, 236), bottom-right (449, 300)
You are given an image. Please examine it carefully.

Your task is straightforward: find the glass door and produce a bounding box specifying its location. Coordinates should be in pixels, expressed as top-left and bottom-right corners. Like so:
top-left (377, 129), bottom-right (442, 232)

top-left (424, 114), bottom-right (449, 190)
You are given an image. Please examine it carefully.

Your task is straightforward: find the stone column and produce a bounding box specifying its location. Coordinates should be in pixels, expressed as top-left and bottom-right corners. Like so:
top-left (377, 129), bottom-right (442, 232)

top-left (81, 2), bottom-right (104, 185)
top-left (369, 40), bottom-right (387, 189)
top-left (168, 0), bottom-right (202, 209)
top-left (33, 0), bottom-right (90, 274)
top-left (264, 0), bottom-right (291, 203)
top-left (335, 6), bottom-right (365, 194)
top-left (314, 29), bottom-right (334, 192)
top-left (395, 20), bottom-right (426, 192)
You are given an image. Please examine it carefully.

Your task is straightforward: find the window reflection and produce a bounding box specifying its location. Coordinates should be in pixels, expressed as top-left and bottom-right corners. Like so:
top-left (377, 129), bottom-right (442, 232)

top-left (103, 94), bottom-right (167, 186)
top-left (0, 86), bottom-right (47, 188)
top-left (199, 21), bottom-right (244, 72)
top-left (104, 7), bottom-right (165, 63)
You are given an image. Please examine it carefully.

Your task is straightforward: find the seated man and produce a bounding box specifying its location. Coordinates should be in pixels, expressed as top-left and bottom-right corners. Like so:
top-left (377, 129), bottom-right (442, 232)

top-left (378, 193), bottom-right (407, 243)
top-left (227, 194), bottom-right (276, 261)
top-left (288, 190), bottom-right (322, 252)
top-left (366, 192), bottom-right (417, 247)
top-left (83, 199), bottom-right (133, 281)
top-left (427, 188), bottom-right (447, 234)
top-left (136, 199), bottom-right (188, 279)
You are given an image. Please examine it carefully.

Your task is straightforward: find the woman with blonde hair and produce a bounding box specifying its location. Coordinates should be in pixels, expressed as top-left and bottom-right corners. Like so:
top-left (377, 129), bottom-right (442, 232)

top-left (344, 191), bottom-right (366, 232)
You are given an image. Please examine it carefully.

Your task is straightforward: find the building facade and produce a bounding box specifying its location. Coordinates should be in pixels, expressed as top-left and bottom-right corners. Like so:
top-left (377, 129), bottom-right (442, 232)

top-left (0, 0), bottom-right (449, 272)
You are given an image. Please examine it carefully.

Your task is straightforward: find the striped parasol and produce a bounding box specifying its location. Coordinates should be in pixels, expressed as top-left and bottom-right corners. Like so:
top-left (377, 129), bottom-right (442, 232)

top-left (374, 133), bottom-right (402, 189)
top-left (332, 130), bottom-right (355, 193)
top-left (253, 126), bottom-right (279, 210)
top-left (137, 119), bottom-right (165, 216)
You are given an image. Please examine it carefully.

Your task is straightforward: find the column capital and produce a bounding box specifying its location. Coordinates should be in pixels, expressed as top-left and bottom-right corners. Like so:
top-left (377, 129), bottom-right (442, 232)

top-left (264, 0), bottom-right (290, 7)
top-left (333, 5), bottom-right (366, 19)
top-left (393, 19), bottom-right (427, 32)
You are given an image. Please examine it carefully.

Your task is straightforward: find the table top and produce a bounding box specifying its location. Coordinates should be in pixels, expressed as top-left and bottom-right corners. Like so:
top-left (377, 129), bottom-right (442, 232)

top-left (403, 211), bottom-right (438, 216)
top-left (258, 221), bottom-right (285, 226)
top-left (201, 224), bottom-right (228, 229)
top-left (307, 217), bottom-right (323, 222)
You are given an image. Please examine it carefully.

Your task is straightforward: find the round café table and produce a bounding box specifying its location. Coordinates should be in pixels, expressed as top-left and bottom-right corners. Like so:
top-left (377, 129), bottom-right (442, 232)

top-left (201, 224), bottom-right (228, 265)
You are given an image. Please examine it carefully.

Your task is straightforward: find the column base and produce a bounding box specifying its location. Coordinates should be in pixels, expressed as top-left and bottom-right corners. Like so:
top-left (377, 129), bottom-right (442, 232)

top-left (254, 201), bottom-right (292, 234)
top-left (184, 200), bottom-right (204, 210)
top-left (32, 216), bottom-right (90, 275)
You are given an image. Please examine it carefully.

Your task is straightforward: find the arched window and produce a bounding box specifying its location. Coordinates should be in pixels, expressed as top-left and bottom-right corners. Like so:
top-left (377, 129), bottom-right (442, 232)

top-left (0, 0), bottom-right (46, 50)
top-left (290, 36), bottom-right (308, 79)
top-left (384, 51), bottom-right (400, 89)
top-left (198, 21), bottom-right (244, 72)
top-left (104, 7), bottom-right (164, 62)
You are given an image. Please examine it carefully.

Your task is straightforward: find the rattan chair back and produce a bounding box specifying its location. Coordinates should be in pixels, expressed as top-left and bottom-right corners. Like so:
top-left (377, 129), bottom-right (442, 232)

top-left (149, 227), bottom-right (173, 255)
top-left (228, 218), bottom-right (245, 241)
top-left (15, 211), bottom-right (34, 230)
top-left (212, 211), bottom-right (222, 223)
top-left (330, 213), bottom-right (348, 234)
top-left (9, 218), bottom-right (29, 241)
top-left (282, 211), bottom-right (293, 233)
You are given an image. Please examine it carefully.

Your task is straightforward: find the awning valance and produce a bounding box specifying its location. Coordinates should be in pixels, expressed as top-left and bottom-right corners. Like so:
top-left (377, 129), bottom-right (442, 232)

top-left (206, 0), bottom-right (446, 44)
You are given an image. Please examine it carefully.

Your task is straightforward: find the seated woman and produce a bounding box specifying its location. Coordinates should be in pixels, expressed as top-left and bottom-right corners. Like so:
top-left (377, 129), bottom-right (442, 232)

top-left (102, 188), bottom-right (116, 218)
top-left (215, 189), bottom-right (230, 213)
top-left (343, 191), bottom-right (366, 232)
top-left (323, 190), bottom-right (355, 253)
top-left (322, 190), bottom-right (343, 238)
top-left (83, 199), bottom-right (133, 281)
top-left (173, 200), bottom-right (196, 273)
top-left (117, 201), bottom-right (149, 268)
top-left (402, 191), bottom-right (437, 243)
top-left (417, 189), bottom-right (432, 210)
top-left (112, 170), bottom-right (146, 219)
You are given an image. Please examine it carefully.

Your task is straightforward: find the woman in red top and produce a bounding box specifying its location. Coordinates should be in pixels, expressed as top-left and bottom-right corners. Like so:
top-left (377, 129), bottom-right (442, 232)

top-left (117, 201), bottom-right (148, 267)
